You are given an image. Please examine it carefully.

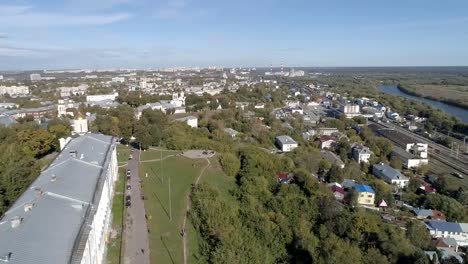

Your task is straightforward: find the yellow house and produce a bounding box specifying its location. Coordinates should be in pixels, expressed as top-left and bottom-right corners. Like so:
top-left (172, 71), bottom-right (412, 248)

top-left (355, 184), bottom-right (375, 205)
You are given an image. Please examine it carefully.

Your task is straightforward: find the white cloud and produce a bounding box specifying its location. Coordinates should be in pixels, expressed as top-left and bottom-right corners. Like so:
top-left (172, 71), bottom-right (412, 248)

top-left (0, 5), bottom-right (131, 28)
top-left (0, 5), bottom-right (32, 15)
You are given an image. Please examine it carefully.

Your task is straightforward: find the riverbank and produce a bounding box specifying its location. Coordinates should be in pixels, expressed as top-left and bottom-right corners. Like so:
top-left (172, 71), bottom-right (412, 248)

top-left (397, 84), bottom-right (468, 110)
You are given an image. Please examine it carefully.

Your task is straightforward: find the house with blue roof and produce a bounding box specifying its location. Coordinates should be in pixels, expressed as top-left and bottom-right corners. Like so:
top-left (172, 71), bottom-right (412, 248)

top-left (354, 184), bottom-right (375, 206)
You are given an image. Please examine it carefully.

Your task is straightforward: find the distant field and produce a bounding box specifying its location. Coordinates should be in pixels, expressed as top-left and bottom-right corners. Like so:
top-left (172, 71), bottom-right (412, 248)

top-left (401, 84), bottom-right (468, 108)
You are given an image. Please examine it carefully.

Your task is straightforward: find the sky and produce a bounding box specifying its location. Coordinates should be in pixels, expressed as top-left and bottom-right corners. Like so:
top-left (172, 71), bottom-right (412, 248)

top-left (0, 0), bottom-right (467, 70)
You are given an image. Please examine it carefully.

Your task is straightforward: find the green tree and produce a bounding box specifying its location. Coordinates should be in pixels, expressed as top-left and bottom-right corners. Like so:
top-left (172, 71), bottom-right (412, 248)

top-left (406, 220), bottom-right (431, 249)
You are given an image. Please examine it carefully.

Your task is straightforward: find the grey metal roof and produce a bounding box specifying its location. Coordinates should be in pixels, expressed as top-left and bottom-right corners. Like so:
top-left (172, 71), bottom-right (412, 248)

top-left (175, 116), bottom-right (197, 122)
top-left (0, 115), bottom-right (17, 127)
top-left (412, 208), bottom-right (433, 217)
top-left (276, 135), bottom-right (297, 145)
top-left (373, 163), bottom-right (408, 181)
top-left (426, 221), bottom-right (465, 233)
top-left (0, 133), bottom-right (115, 264)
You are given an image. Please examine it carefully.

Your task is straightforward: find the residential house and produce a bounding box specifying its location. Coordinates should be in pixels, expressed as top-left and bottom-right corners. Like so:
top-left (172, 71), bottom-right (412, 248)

top-left (275, 135), bottom-right (298, 152)
top-left (317, 135), bottom-right (337, 149)
top-left (175, 116), bottom-right (198, 128)
top-left (224, 128), bottom-right (239, 138)
top-left (354, 184), bottom-right (375, 206)
top-left (330, 184), bottom-right (345, 201)
top-left (372, 163), bottom-right (409, 188)
top-left (321, 150), bottom-right (345, 169)
top-left (412, 208), bottom-right (446, 221)
top-left (352, 144), bottom-right (372, 163)
top-left (276, 173), bottom-right (292, 184)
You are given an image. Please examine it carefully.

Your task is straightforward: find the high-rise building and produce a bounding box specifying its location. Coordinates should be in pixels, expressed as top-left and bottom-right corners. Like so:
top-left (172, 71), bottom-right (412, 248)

top-left (0, 134), bottom-right (118, 264)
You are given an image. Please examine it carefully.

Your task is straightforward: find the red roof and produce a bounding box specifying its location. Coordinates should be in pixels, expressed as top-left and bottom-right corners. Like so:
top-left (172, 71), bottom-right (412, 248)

top-left (318, 135), bottom-right (336, 142)
top-left (331, 185), bottom-right (345, 195)
top-left (276, 173), bottom-right (289, 180)
top-left (430, 210), bottom-right (446, 221)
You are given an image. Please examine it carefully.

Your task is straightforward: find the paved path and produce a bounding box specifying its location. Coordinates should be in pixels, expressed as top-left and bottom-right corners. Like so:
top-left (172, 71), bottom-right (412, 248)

top-left (182, 158), bottom-right (211, 264)
top-left (123, 149), bottom-right (151, 264)
top-left (139, 154), bottom-right (176, 163)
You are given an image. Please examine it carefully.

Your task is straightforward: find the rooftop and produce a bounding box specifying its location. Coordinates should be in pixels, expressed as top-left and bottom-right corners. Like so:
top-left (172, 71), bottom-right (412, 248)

top-left (0, 133), bottom-right (115, 264)
top-left (426, 221), bottom-right (468, 233)
top-left (354, 184), bottom-right (375, 194)
top-left (373, 163), bottom-right (408, 181)
top-left (276, 135), bottom-right (297, 145)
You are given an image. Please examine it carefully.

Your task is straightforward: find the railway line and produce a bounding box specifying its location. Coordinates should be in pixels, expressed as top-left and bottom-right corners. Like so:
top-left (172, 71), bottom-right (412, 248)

top-left (369, 121), bottom-right (468, 177)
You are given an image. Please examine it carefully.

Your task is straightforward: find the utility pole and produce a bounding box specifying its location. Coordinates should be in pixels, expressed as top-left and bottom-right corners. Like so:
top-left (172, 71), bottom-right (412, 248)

top-left (169, 176), bottom-right (172, 221)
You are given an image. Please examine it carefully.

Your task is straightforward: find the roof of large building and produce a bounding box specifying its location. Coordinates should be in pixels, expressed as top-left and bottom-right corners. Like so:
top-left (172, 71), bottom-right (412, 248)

top-left (0, 115), bottom-right (18, 127)
top-left (426, 221), bottom-right (468, 233)
top-left (276, 135), bottom-right (298, 145)
top-left (354, 184), bottom-right (375, 194)
top-left (373, 163), bottom-right (409, 181)
top-left (0, 133), bottom-right (115, 264)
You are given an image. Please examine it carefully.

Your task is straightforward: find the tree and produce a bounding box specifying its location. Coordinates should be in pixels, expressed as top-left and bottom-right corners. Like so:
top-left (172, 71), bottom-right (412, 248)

top-left (16, 129), bottom-right (55, 158)
top-left (327, 164), bottom-right (344, 183)
top-left (406, 220), bottom-right (431, 249)
top-left (390, 156), bottom-right (403, 170)
top-left (218, 152), bottom-right (241, 177)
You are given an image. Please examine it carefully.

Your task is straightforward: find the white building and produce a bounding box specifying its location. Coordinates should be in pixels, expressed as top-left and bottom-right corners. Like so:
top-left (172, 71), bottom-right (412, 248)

top-left (0, 85), bottom-right (30, 96)
top-left (426, 221), bottom-right (468, 247)
top-left (373, 163), bottom-right (409, 188)
top-left (71, 118), bottom-right (89, 134)
top-left (0, 75), bottom-right (3, 80)
top-left (175, 116), bottom-right (198, 128)
top-left (0, 134), bottom-right (118, 264)
top-left (86, 92), bottom-right (119, 102)
top-left (57, 99), bottom-right (76, 116)
top-left (0, 102), bottom-right (18, 109)
top-left (275, 135), bottom-right (298, 152)
top-left (352, 144), bottom-right (373, 163)
top-left (30, 73), bottom-right (41, 81)
top-left (58, 84), bottom-right (89, 97)
top-left (339, 104), bottom-right (361, 118)
top-left (111, 77), bottom-right (125, 83)
top-left (406, 143), bottom-right (428, 158)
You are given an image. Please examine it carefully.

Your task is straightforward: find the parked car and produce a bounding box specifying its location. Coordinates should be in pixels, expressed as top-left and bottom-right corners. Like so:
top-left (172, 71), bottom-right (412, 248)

top-left (125, 201), bottom-right (131, 208)
top-left (453, 172), bottom-right (465, 179)
top-left (129, 154), bottom-right (133, 160)
top-left (127, 185), bottom-right (131, 190)
top-left (126, 195), bottom-right (131, 201)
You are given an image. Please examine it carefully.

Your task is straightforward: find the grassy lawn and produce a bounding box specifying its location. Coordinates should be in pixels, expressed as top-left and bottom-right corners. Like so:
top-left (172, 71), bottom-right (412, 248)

top-left (107, 166), bottom-right (127, 263)
top-left (140, 148), bottom-right (180, 162)
top-left (117, 144), bottom-right (131, 164)
top-left (140, 156), bottom-right (207, 264)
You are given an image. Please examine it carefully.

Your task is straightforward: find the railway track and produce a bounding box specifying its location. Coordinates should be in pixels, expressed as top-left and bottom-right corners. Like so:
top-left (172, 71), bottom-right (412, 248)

top-left (369, 121), bottom-right (468, 176)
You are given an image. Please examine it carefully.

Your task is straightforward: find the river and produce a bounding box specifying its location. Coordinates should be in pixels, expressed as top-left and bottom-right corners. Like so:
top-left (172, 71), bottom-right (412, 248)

top-left (378, 85), bottom-right (468, 123)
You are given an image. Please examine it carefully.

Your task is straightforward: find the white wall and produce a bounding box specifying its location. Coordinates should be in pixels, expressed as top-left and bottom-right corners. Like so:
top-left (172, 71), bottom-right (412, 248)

top-left (80, 147), bottom-right (118, 264)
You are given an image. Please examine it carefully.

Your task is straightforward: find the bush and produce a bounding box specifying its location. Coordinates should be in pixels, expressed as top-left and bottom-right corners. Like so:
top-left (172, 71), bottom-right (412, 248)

top-left (218, 152), bottom-right (240, 177)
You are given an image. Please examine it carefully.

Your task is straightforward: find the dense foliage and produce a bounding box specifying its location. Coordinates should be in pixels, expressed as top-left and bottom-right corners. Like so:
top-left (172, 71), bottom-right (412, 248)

top-left (190, 147), bottom-right (432, 264)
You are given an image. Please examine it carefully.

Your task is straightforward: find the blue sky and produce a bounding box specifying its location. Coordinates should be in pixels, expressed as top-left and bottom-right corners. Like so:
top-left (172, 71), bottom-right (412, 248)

top-left (0, 0), bottom-right (467, 70)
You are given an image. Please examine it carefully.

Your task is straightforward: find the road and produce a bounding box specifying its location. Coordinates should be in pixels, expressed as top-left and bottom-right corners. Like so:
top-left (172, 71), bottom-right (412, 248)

top-left (123, 149), bottom-right (150, 264)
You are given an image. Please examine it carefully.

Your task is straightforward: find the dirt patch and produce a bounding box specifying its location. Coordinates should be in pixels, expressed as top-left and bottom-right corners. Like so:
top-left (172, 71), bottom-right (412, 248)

top-left (182, 150), bottom-right (216, 159)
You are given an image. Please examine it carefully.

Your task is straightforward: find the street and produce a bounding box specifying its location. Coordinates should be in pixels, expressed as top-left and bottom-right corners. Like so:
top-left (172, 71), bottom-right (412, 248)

top-left (123, 148), bottom-right (150, 264)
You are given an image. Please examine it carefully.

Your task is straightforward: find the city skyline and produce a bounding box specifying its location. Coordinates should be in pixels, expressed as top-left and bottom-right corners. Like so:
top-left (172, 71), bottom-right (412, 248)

top-left (0, 0), bottom-right (468, 70)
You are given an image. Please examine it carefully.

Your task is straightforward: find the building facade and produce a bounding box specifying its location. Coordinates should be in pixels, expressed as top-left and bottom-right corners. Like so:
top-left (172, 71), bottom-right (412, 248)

top-left (0, 134), bottom-right (118, 264)
top-left (275, 135), bottom-right (298, 152)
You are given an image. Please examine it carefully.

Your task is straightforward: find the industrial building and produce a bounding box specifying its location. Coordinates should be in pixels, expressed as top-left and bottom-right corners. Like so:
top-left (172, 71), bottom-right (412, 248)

top-left (0, 133), bottom-right (118, 264)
